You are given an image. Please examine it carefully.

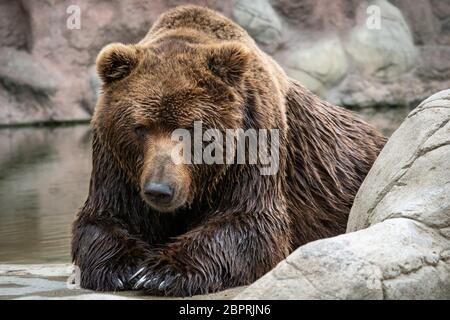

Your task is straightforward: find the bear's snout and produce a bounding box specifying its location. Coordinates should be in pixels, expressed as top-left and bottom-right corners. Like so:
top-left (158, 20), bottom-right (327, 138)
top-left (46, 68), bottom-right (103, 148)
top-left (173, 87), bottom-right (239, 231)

top-left (143, 182), bottom-right (174, 204)
top-left (141, 173), bottom-right (187, 212)
top-left (140, 136), bottom-right (191, 212)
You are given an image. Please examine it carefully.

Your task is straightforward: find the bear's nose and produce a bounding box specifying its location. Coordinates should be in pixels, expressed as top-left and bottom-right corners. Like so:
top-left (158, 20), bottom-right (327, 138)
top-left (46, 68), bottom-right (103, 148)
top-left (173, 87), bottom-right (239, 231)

top-left (143, 182), bottom-right (174, 203)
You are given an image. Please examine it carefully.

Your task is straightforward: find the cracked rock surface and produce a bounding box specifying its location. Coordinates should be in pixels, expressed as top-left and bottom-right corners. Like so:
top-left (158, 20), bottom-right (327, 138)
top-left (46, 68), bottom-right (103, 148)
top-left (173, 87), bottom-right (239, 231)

top-left (348, 89), bottom-right (450, 233)
top-left (236, 90), bottom-right (450, 300)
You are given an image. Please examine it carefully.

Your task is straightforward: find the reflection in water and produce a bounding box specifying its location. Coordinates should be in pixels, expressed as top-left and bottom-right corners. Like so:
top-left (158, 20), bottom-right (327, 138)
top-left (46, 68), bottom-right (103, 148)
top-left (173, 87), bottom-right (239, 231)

top-left (0, 113), bottom-right (401, 264)
top-left (0, 126), bottom-right (91, 263)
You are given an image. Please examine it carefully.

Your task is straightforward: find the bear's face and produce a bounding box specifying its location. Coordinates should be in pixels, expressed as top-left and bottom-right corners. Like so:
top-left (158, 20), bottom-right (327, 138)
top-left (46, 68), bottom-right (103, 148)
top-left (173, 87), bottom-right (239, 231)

top-left (93, 40), bottom-right (250, 212)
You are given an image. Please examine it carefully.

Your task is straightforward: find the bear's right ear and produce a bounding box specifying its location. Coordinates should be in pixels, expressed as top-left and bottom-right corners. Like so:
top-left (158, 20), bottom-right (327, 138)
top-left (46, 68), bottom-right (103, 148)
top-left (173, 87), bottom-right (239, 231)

top-left (205, 42), bottom-right (250, 86)
top-left (96, 43), bottom-right (139, 84)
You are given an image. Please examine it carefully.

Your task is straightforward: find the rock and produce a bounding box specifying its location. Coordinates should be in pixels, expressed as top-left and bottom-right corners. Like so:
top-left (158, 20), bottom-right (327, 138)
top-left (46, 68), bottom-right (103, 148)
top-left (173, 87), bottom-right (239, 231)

top-left (236, 219), bottom-right (450, 299)
top-left (327, 42), bottom-right (450, 108)
top-left (326, 73), bottom-right (441, 109)
top-left (348, 89), bottom-right (450, 233)
top-left (271, 0), bottom-right (360, 30)
top-left (416, 46), bottom-right (450, 81)
top-left (231, 0), bottom-right (283, 52)
top-left (0, 46), bottom-right (62, 125)
top-left (285, 36), bottom-right (348, 95)
top-left (430, 0), bottom-right (450, 45)
top-left (0, 264), bottom-right (72, 277)
top-left (236, 90), bottom-right (450, 300)
top-left (1, 0), bottom-right (450, 124)
top-left (345, 0), bottom-right (417, 80)
top-left (0, 47), bottom-right (57, 96)
top-left (390, 0), bottom-right (439, 45)
top-left (0, 1), bottom-right (31, 50)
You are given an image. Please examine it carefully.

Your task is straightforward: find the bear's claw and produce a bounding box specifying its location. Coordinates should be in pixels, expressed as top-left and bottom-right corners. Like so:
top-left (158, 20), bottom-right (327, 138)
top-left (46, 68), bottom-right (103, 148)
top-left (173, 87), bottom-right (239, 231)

top-left (129, 267), bottom-right (145, 282)
top-left (133, 274), bottom-right (148, 289)
top-left (116, 278), bottom-right (124, 290)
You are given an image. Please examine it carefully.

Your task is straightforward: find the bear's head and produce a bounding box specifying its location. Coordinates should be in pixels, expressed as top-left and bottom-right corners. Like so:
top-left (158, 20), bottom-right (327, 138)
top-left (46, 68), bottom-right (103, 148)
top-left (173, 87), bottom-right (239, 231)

top-left (93, 39), bottom-right (258, 213)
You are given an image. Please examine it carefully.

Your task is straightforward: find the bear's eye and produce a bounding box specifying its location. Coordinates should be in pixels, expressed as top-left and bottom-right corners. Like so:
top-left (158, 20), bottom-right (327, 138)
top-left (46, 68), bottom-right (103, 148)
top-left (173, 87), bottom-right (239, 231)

top-left (134, 125), bottom-right (148, 140)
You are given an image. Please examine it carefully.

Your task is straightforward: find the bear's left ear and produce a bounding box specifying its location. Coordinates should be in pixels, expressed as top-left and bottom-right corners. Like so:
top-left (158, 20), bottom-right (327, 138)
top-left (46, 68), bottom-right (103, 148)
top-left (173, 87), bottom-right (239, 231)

top-left (96, 43), bottom-right (139, 84)
top-left (205, 42), bottom-right (250, 86)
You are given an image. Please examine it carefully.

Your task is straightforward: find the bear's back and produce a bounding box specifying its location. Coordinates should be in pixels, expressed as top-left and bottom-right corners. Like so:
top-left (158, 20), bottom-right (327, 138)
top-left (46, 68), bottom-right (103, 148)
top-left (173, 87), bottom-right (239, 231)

top-left (139, 5), bottom-right (290, 101)
top-left (141, 5), bottom-right (250, 44)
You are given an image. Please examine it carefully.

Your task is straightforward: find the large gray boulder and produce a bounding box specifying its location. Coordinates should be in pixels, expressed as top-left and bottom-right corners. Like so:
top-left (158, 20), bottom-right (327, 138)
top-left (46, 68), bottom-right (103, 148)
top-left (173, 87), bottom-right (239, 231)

top-left (236, 89), bottom-right (450, 299)
top-left (0, 47), bottom-right (58, 96)
top-left (231, 0), bottom-right (283, 53)
top-left (348, 89), bottom-right (450, 233)
top-left (345, 0), bottom-right (417, 80)
top-left (284, 35), bottom-right (348, 96)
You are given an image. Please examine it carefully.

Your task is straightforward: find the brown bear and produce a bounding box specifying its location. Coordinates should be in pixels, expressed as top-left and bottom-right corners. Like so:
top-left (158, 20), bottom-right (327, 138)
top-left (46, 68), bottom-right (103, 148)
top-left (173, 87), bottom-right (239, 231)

top-left (72, 5), bottom-right (386, 296)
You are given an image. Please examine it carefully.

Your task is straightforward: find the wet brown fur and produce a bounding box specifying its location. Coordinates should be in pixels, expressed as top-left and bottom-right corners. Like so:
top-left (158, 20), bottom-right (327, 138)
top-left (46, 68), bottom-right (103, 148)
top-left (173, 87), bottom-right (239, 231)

top-left (72, 5), bottom-right (386, 296)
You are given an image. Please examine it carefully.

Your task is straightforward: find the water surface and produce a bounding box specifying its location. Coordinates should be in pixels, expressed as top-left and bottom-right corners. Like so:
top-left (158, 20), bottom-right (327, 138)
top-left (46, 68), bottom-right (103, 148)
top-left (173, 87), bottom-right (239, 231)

top-left (0, 125), bottom-right (91, 263)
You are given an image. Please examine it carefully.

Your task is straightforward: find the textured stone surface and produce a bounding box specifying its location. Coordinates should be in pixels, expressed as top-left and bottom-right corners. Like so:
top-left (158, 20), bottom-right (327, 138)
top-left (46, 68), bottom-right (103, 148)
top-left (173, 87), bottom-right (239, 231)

top-left (345, 0), bottom-right (417, 79)
top-left (284, 36), bottom-right (348, 96)
top-left (0, 0), bottom-right (230, 126)
top-left (1, 0), bottom-right (450, 124)
top-left (236, 219), bottom-right (450, 299)
top-left (231, 0), bottom-right (282, 53)
top-left (0, 47), bottom-right (58, 96)
top-left (416, 46), bottom-right (450, 81)
top-left (391, 0), bottom-right (439, 45)
top-left (236, 90), bottom-right (450, 300)
top-left (0, 1), bottom-right (31, 50)
top-left (348, 89), bottom-right (450, 232)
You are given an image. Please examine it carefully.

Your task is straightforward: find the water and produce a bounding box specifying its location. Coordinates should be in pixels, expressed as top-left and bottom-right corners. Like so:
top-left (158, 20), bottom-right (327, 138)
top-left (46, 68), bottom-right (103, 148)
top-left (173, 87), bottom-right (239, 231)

top-left (0, 110), bottom-right (406, 264)
top-left (0, 125), bottom-right (91, 264)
